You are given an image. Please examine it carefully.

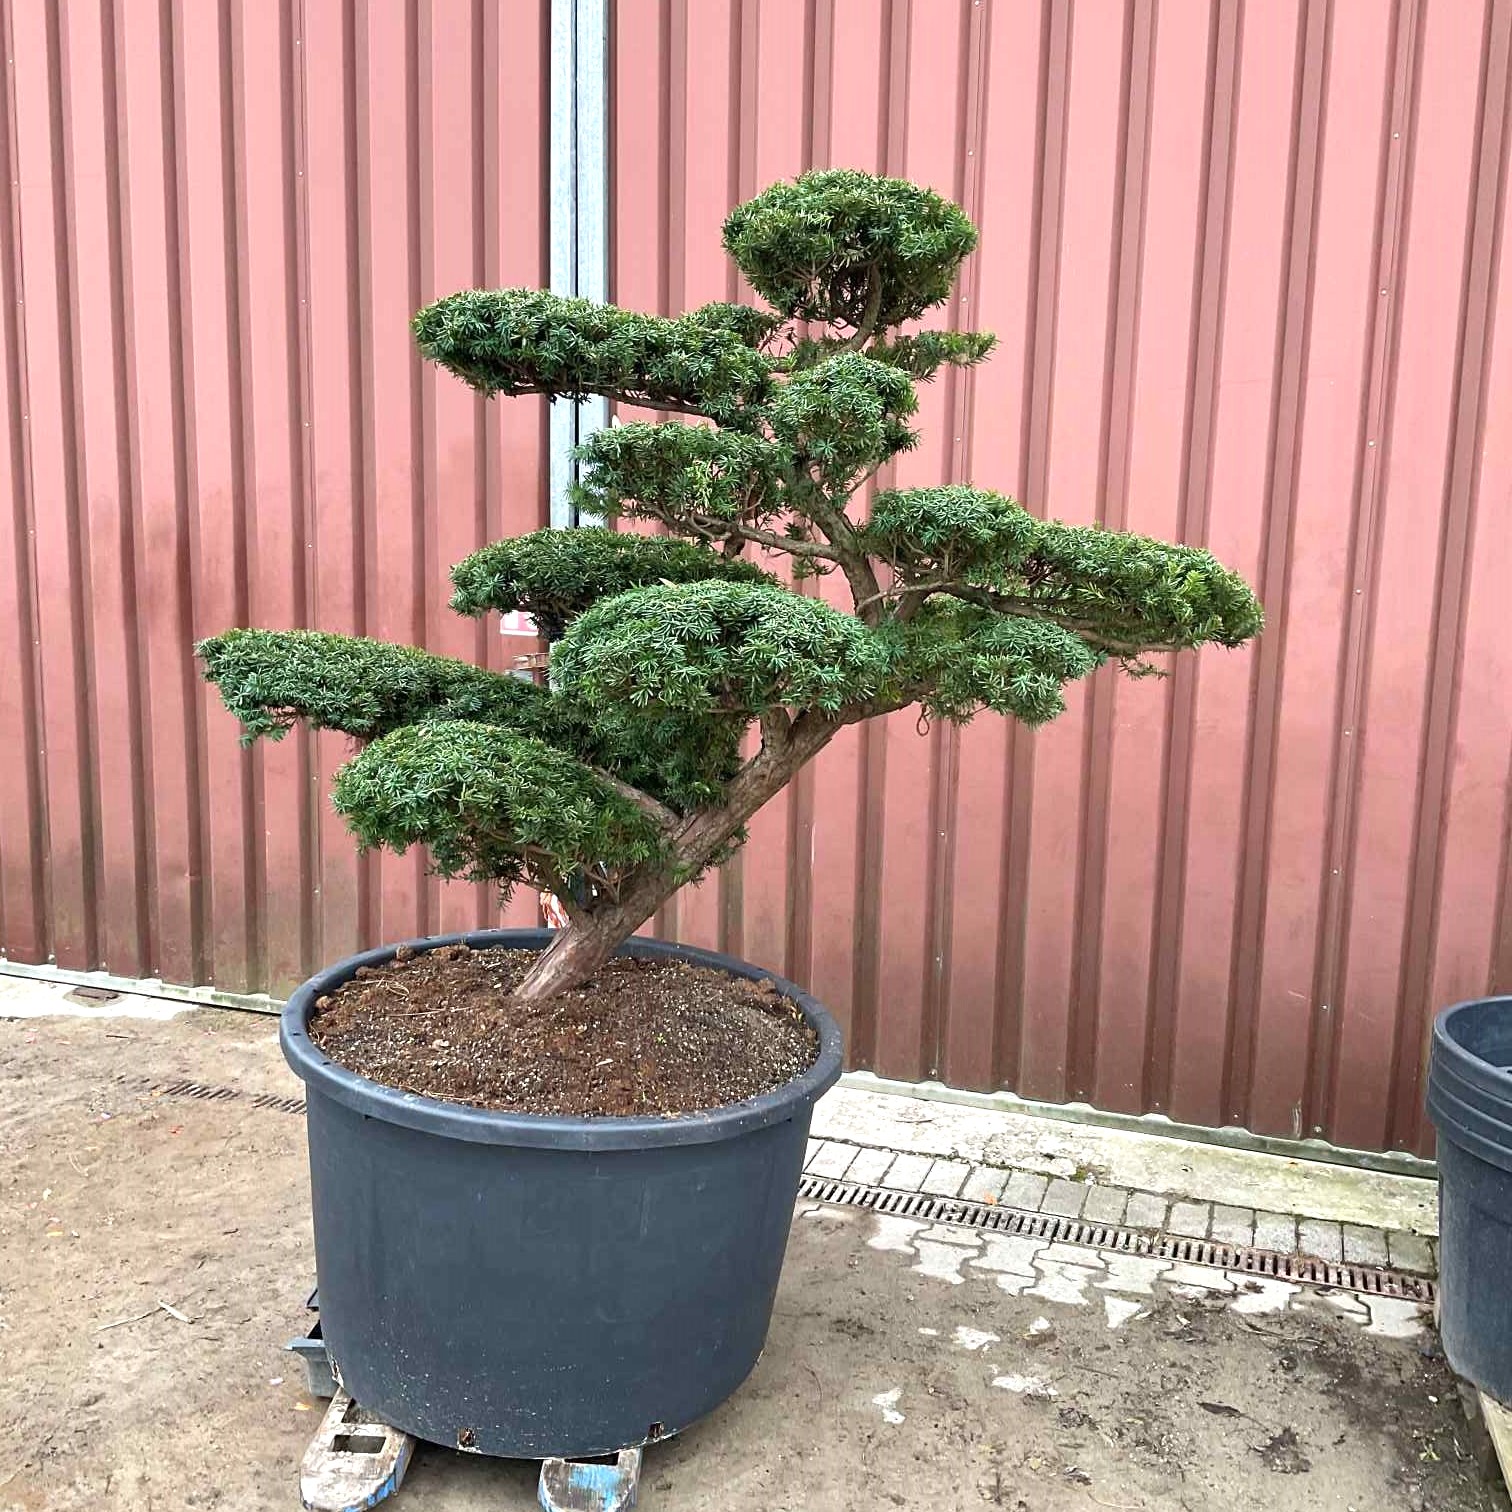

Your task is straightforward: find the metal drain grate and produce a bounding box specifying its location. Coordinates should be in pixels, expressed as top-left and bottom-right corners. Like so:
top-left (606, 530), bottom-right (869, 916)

top-left (797, 1173), bottom-right (1437, 1303)
top-left (111, 1072), bottom-right (307, 1117)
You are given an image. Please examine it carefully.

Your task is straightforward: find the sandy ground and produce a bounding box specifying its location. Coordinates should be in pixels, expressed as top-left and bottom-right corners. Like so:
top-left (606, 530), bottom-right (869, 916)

top-left (0, 1009), bottom-right (1501, 1512)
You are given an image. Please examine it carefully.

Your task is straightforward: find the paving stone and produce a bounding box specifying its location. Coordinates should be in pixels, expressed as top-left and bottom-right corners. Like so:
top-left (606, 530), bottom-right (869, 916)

top-left (1026, 1258), bottom-right (1096, 1307)
top-left (911, 1238), bottom-right (975, 1285)
top-left (879, 1152), bottom-right (935, 1192)
top-left (1386, 1229), bottom-right (1436, 1275)
top-left (1253, 1211), bottom-right (1298, 1254)
top-left (1002, 1170), bottom-right (1050, 1211)
top-left (961, 1165), bottom-right (1009, 1204)
top-left (921, 1159), bottom-right (971, 1198)
top-left (949, 1325), bottom-right (1001, 1351)
top-left (1096, 1252), bottom-right (1170, 1296)
top-left (915, 1223), bottom-right (982, 1248)
top-left (971, 1233), bottom-right (1045, 1277)
top-left (1079, 1184), bottom-right (1129, 1226)
top-left (1341, 1224), bottom-right (1390, 1267)
top-left (1364, 1295), bottom-right (1426, 1339)
top-left (1123, 1191), bottom-right (1168, 1231)
top-left (866, 1216), bottom-right (923, 1254)
top-left (1298, 1218), bottom-right (1344, 1263)
top-left (1291, 1288), bottom-right (1369, 1327)
top-left (987, 1271), bottom-right (1036, 1297)
top-left (1226, 1275), bottom-right (1299, 1315)
top-left (1161, 1263), bottom-right (1235, 1293)
top-left (806, 1141), bottom-right (857, 1179)
top-left (1313, 1288), bottom-right (1368, 1319)
top-left (1209, 1204), bottom-right (1255, 1247)
top-left (1041, 1178), bottom-right (1089, 1218)
top-left (1037, 1243), bottom-right (1107, 1273)
top-left (804, 1138), bottom-right (820, 1167)
top-left (797, 1204), bottom-right (855, 1224)
top-left (845, 1146), bottom-right (896, 1186)
top-left (1167, 1200), bottom-right (1212, 1239)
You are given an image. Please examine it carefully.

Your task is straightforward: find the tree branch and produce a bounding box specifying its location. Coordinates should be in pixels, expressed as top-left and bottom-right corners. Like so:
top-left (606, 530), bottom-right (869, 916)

top-left (671, 709), bottom-right (845, 863)
top-left (785, 475), bottom-right (886, 623)
top-left (759, 707), bottom-right (792, 750)
top-left (521, 694), bottom-right (923, 987)
top-left (612, 491), bottom-right (849, 567)
top-left (517, 847), bottom-right (592, 921)
top-left (844, 264), bottom-right (884, 350)
top-left (586, 767), bottom-right (680, 831)
top-left (505, 384), bottom-right (716, 420)
top-left (882, 578), bottom-right (1186, 656)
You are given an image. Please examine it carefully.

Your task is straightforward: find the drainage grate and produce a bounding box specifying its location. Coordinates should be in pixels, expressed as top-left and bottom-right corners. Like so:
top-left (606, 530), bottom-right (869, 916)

top-left (796, 1173), bottom-right (1437, 1304)
top-left (111, 1072), bottom-right (307, 1117)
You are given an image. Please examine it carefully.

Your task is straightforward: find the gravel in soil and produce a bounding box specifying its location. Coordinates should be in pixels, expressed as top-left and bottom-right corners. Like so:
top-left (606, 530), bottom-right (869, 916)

top-left (307, 943), bottom-right (818, 1118)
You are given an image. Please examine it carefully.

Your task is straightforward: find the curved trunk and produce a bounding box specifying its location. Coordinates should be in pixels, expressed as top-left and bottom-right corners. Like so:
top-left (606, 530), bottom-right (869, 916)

top-left (514, 710), bottom-right (852, 1000)
top-left (514, 873), bottom-right (673, 1001)
top-left (513, 919), bottom-right (631, 1001)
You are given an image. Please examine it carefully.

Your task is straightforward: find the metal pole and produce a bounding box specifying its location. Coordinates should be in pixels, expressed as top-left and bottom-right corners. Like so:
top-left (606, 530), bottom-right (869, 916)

top-left (572, 0), bottom-right (609, 526)
top-left (548, 0), bottom-right (609, 530)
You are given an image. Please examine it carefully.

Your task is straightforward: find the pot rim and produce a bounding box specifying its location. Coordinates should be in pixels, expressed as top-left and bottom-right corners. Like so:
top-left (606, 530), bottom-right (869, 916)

top-left (280, 927), bottom-right (844, 1150)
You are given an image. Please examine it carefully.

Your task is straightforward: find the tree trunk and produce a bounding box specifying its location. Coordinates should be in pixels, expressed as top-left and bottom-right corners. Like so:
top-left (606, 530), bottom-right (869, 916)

top-left (514, 911), bottom-right (642, 1001)
top-left (513, 709), bottom-right (851, 1001)
top-left (514, 868), bottom-right (675, 1001)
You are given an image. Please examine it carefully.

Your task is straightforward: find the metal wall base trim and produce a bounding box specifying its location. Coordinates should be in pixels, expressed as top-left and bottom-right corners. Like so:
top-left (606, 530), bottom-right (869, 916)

top-left (840, 1070), bottom-right (1438, 1181)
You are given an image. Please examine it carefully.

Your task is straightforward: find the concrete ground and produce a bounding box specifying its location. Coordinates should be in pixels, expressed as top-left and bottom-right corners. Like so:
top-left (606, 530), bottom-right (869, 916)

top-left (0, 986), bottom-right (1501, 1512)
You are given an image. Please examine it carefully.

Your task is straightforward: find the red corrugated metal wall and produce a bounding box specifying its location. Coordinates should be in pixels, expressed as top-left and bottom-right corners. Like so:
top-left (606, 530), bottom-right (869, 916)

top-left (1, 0), bottom-right (1510, 1154)
top-left (611, 0), bottom-right (1512, 1156)
top-left (0, 0), bottom-right (552, 997)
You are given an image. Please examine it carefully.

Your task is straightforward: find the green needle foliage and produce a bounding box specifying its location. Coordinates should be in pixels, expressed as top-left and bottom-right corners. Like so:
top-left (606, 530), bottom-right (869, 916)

top-left (450, 526), bottom-right (774, 638)
top-left (412, 290), bottom-right (773, 423)
top-left (880, 601), bottom-right (1100, 726)
top-left (199, 168), bottom-right (1262, 998)
top-left (552, 580), bottom-right (890, 719)
top-left (571, 425), bottom-right (795, 533)
top-left (722, 169), bottom-right (979, 330)
top-left (197, 629), bottom-right (557, 743)
top-left (860, 485), bottom-right (1262, 655)
top-left (333, 722), bottom-right (668, 893)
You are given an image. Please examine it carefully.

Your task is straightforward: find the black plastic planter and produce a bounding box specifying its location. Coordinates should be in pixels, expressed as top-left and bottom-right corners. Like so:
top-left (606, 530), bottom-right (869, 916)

top-left (1427, 995), bottom-right (1512, 1402)
top-left (280, 928), bottom-right (844, 1459)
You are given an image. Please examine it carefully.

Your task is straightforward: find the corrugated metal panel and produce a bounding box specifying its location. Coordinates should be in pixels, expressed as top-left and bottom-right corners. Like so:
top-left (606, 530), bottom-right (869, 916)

top-left (610, 0), bottom-right (1512, 1154)
top-left (0, 0), bottom-right (551, 995)
top-left (1, 0), bottom-right (1510, 1156)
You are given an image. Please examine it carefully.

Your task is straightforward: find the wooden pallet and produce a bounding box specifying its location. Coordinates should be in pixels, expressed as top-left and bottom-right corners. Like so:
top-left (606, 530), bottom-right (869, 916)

top-left (1478, 1390), bottom-right (1512, 1497)
top-left (538, 1447), bottom-right (643, 1511)
top-left (299, 1388), bottom-right (414, 1512)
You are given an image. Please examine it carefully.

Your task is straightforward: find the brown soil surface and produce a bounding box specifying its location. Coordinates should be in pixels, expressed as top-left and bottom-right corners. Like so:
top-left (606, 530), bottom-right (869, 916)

top-left (306, 943), bottom-right (818, 1117)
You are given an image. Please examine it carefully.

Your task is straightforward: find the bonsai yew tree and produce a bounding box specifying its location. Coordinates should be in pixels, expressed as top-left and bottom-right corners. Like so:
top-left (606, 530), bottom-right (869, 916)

top-left (199, 170), bottom-right (1261, 1003)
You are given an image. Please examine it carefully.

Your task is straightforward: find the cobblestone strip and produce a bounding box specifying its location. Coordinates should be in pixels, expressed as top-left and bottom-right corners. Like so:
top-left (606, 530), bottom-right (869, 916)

top-left (858, 1217), bottom-right (1429, 1338)
top-left (800, 1142), bottom-right (1428, 1274)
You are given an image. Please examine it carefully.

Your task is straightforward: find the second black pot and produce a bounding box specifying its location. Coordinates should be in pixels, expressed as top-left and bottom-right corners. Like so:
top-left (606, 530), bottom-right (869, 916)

top-left (1427, 994), bottom-right (1512, 1401)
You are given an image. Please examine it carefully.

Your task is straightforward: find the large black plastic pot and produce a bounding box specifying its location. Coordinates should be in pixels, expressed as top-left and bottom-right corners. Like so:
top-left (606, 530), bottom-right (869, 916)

top-left (280, 928), bottom-right (842, 1459)
top-left (1427, 995), bottom-right (1512, 1401)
